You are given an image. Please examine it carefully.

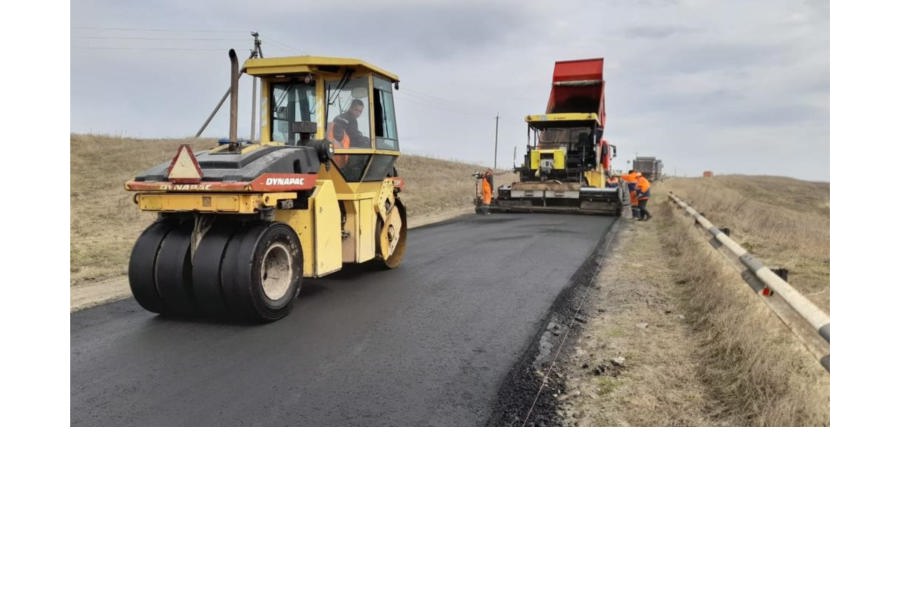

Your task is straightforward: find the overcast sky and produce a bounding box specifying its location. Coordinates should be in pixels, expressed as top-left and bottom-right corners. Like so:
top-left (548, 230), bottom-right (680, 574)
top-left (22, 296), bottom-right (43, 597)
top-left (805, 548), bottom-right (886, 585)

top-left (70, 0), bottom-right (830, 181)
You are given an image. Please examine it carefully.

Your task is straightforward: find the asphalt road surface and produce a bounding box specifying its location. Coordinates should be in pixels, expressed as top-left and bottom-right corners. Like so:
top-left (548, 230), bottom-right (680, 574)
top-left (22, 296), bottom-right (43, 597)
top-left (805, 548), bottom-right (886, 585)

top-left (71, 212), bottom-right (616, 426)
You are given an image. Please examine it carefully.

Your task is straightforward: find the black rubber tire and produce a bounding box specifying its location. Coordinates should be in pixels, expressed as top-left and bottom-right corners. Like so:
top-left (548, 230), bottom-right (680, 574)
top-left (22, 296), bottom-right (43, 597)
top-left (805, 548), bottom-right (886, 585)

top-left (128, 219), bottom-right (178, 314)
top-left (154, 222), bottom-right (197, 317)
top-left (192, 221), bottom-right (237, 320)
top-left (221, 222), bottom-right (302, 322)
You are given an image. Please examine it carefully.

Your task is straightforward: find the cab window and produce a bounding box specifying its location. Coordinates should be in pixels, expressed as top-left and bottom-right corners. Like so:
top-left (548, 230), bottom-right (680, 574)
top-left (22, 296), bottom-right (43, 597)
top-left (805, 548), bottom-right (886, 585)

top-left (373, 76), bottom-right (399, 151)
top-left (271, 81), bottom-right (317, 145)
top-left (325, 76), bottom-right (371, 149)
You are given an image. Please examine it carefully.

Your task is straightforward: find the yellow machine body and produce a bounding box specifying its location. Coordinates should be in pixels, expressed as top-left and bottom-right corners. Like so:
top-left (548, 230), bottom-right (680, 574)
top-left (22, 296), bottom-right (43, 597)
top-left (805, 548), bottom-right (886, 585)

top-left (124, 54), bottom-right (407, 321)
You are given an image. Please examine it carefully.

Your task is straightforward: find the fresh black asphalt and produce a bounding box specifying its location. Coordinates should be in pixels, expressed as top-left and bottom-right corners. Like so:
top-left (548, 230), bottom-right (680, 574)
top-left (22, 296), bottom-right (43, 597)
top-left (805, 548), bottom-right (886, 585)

top-left (70, 212), bottom-right (617, 426)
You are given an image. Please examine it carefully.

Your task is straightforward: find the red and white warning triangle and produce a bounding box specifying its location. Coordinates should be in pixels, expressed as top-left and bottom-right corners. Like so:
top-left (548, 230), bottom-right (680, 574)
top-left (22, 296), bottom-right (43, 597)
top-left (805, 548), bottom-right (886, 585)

top-left (166, 144), bottom-right (204, 182)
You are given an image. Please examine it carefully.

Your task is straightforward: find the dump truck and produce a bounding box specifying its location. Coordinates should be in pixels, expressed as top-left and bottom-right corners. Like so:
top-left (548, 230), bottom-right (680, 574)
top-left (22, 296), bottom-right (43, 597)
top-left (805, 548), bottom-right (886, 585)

top-left (632, 156), bottom-right (663, 181)
top-left (486, 58), bottom-right (627, 215)
top-left (125, 51), bottom-right (406, 322)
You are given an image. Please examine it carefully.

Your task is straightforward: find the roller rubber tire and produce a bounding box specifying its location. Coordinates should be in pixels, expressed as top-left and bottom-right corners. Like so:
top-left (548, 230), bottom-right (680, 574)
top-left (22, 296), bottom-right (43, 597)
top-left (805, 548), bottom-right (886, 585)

top-left (128, 219), bottom-right (178, 314)
top-left (154, 223), bottom-right (197, 317)
top-left (192, 221), bottom-right (237, 320)
top-left (221, 222), bottom-right (303, 322)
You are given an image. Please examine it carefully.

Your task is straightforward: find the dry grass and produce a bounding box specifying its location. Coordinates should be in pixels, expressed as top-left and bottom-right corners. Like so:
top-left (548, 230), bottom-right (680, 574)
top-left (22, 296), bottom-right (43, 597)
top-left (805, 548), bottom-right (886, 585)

top-left (70, 135), bottom-right (219, 284)
top-left (558, 175), bottom-right (830, 427)
top-left (658, 200), bottom-right (829, 425)
top-left (396, 154), bottom-right (515, 221)
top-left (660, 176), bottom-right (830, 313)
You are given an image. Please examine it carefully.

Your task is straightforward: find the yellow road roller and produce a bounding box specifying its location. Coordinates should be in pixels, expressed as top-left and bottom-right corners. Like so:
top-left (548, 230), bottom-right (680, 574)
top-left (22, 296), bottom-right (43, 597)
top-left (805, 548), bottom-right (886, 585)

top-left (125, 51), bottom-right (406, 321)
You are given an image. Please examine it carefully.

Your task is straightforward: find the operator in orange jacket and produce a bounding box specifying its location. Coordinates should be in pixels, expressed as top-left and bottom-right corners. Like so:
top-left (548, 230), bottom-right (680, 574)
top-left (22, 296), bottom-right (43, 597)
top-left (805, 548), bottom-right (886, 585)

top-left (621, 170), bottom-right (640, 219)
top-left (330, 99), bottom-right (369, 148)
top-left (636, 173), bottom-right (651, 220)
top-left (328, 99), bottom-right (369, 168)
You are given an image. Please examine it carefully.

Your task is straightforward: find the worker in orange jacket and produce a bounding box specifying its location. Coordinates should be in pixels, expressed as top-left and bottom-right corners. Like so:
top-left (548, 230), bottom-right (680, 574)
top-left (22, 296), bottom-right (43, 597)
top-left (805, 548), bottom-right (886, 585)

top-left (620, 170), bottom-right (640, 218)
top-left (481, 169), bottom-right (493, 206)
top-left (636, 173), bottom-right (651, 220)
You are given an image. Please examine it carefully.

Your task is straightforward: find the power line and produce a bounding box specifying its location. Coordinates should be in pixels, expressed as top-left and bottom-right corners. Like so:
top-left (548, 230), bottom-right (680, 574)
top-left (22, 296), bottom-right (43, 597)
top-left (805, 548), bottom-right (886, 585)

top-left (71, 29), bottom-right (296, 58)
top-left (397, 88), bottom-right (488, 119)
top-left (73, 46), bottom-right (242, 52)
top-left (70, 27), bottom-right (255, 51)
top-left (263, 37), bottom-right (303, 54)
top-left (73, 35), bottom-right (240, 41)
top-left (71, 26), bottom-right (247, 34)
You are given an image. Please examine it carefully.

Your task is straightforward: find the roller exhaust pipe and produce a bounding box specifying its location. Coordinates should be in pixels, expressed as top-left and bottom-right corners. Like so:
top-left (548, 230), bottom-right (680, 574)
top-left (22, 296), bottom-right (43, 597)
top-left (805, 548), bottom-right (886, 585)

top-left (194, 49), bottom-right (242, 140)
top-left (228, 49), bottom-right (239, 148)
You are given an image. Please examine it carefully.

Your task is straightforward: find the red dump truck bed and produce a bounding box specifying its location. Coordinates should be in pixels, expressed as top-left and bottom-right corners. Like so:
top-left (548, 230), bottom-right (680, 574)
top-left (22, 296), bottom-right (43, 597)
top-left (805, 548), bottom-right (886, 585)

top-left (546, 57), bottom-right (606, 128)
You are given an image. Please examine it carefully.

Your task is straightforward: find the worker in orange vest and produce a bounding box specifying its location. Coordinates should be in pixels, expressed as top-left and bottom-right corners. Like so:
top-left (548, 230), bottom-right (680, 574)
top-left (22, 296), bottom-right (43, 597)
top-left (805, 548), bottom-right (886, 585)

top-left (620, 170), bottom-right (640, 219)
top-left (636, 173), bottom-right (652, 220)
top-left (481, 168), bottom-right (493, 206)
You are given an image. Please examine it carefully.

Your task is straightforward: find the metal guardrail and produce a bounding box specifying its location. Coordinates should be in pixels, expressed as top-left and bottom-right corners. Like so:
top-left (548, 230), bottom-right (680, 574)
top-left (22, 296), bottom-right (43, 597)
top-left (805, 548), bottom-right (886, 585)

top-left (667, 192), bottom-right (830, 371)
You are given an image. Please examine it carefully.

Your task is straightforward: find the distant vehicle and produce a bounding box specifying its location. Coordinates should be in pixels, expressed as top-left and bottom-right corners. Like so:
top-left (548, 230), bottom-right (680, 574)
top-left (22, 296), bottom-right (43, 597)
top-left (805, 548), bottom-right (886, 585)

top-left (632, 156), bottom-right (663, 181)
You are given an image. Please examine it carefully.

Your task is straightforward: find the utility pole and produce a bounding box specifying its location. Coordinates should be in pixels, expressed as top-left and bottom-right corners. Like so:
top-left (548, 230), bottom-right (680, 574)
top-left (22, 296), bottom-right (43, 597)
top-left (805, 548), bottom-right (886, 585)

top-left (250, 32), bottom-right (263, 142)
top-left (493, 114), bottom-right (499, 170)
